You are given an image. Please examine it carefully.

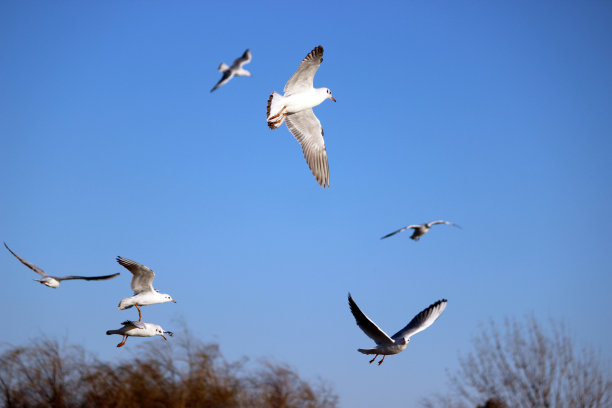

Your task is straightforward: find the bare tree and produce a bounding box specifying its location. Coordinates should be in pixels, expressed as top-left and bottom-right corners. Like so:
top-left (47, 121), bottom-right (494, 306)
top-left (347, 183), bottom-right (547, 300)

top-left (422, 316), bottom-right (611, 408)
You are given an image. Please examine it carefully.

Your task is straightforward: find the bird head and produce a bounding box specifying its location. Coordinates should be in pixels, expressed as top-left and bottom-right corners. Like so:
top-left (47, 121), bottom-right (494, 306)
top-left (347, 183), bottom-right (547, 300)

top-left (325, 88), bottom-right (336, 102)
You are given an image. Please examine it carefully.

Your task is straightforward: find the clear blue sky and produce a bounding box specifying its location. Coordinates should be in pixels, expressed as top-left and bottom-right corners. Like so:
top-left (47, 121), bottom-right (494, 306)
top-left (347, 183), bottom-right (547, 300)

top-left (1, 1), bottom-right (611, 407)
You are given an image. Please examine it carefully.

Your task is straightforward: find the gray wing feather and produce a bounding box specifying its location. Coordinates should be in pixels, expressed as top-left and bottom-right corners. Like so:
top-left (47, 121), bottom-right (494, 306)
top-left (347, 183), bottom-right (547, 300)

top-left (284, 45), bottom-right (323, 94)
top-left (348, 293), bottom-right (394, 346)
top-left (211, 70), bottom-right (234, 92)
top-left (121, 320), bottom-right (146, 329)
top-left (233, 49), bottom-right (251, 68)
top-left (116, 256), bottom-right (155, 294)
top-left (428, 220), bottom-right (460, 228)
top-left (285, 109), bottom-right (329, 187)
top-left (55, 272), bottom-right (120, 282)
top-left (391, 299), bottom-right (447, 341)
top-left (4, 242), bottom-right (48, 277)
top-left (380, 225), bottom-right (420, 240)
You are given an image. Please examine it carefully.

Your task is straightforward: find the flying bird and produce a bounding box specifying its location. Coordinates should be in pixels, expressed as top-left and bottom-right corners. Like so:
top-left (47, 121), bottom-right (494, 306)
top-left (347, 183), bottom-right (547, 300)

top-left (380, 220), bottom-right (461, 241)
top-left (348, 293), bottom-right (447, 365)
top-left (4, 242), bottom-right (120, 288)
top-left (266, 45), bottom-right (336, 188)
top-left (210, 49), bottom-right (252, 92)
top-left (116, 256), bottom-right (176, 322)
top-left (106, 320), bottom-right (173, 348)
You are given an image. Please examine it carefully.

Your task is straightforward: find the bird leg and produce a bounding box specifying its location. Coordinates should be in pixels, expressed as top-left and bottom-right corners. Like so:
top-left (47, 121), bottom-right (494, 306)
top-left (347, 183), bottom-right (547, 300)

top-left (136, 305), bottom-right (142, 322)
top-left (116, 335), bottom-right (128, 348)
top-left (369, 354), bottom-right (379, 364)
top-left (268, 105), bottom-right (287, 120)
top-left (377, 355), bottom-right (386, 366)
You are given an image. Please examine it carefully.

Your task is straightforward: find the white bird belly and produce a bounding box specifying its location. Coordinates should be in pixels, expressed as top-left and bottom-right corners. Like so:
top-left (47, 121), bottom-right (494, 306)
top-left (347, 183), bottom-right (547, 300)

top-left (284, 90), bottom-right (325, 113)
top-left (124, 327), bottom-right (155, 337)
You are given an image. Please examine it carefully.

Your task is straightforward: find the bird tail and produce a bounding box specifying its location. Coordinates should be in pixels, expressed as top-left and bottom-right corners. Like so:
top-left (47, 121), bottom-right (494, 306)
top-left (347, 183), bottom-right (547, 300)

top-left (117, 300), bottom-right (132, 310)
top-left (218, 62), bottom-right (229, 72)
top-left (267, 92), bottom-right (286, 129)
top-left (357, 348), bottom-right (378, 355)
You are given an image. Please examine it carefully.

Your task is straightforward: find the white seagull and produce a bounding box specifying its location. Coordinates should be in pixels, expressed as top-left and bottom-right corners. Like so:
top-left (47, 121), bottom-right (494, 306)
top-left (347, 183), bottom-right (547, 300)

top-left (348, 293), bottom-right (447, 365)
top-left (380, 220), bottom-right (461, 241)
top-left (266, 45), bottom-right (336, 188)
top-left (116, 256), bottom-right (176, 321)
top-left (106, 320), bottom-right (173, 348)
top-left (4, 242), bottom-right (120, 288)
top-left (210, 49), bottom-right (252, 92)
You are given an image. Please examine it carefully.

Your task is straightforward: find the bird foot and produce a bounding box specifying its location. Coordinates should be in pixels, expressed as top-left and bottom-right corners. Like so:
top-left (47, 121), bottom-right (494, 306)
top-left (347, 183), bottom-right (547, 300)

top-left (268, 105), bottom-right (287, 120)
top-left (377, 356), bottom-right (386, 366)
top-left (117, 336), bottom-right (127, 348)
top-left (369, 355), bottom-right (378, 364)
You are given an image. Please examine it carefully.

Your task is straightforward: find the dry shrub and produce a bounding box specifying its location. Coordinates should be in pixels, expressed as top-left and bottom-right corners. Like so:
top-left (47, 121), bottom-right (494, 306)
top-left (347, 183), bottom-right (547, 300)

top-left (0, 334), bottom-right (337, 408)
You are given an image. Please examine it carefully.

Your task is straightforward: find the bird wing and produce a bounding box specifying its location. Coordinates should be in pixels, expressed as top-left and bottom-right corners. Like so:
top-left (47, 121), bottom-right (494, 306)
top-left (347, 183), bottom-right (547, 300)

top-left (285, 109), bottom-right (329, 188)
top-left (284, 45), bottom-right (324, 94)
top-left (348, 293), bottom-right (394, 346)
top-left (121, 320), bottom-right (146, 329)
top-left (391, 299), bottom-right (447, 342)
top-left (55, 272), bottom-right (120, 282)
top-left (116, 256), bottom-right (155, 294)
top-left (428, 220), bottom-right (460, 228)
top-left (380, 225), bottom-right (420, 240)
top-left (232, 49), bottom-right (252, 68)
top-left (4, 242), bottom-right (48, 277)
top-left (211, 70), bottom-right (234, 92)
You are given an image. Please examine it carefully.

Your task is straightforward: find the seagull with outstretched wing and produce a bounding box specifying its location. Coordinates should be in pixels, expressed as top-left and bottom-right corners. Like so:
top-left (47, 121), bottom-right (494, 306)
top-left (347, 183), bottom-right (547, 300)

top-left (4, 242), bottom-right (119, 288)
top-left (211, 49), bottom-right (252, 92)
top-left (116, 256), bottom-right (176, 322)
top-left (266, 45), bottom-right (336, 188)
top-left (348, 293), bottom-right (447, 365)
top-left (380, 220), bottom-right (461, 241)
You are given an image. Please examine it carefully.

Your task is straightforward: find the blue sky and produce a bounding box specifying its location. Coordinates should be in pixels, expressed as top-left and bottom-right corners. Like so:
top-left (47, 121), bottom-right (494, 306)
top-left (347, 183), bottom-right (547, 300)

top-left (1, 1), bottom-right (611, 406)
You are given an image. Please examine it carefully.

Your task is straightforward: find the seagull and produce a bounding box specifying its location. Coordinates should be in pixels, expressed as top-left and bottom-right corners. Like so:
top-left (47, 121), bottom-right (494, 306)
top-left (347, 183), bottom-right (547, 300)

top-left (380, 220), bottom-right (461, 241)
top-left (210, 49), bottom-right (252, 92)
top-left (348, 293), bottom-right (447, 365)
top-left (116, 256), bottom-right (176, 321)
top-left (266, 45), bottom-right (336, 188)
top-left (106, 320), bottom-right (173, 348)
top-left (4, 242), bottom-right (120, 288)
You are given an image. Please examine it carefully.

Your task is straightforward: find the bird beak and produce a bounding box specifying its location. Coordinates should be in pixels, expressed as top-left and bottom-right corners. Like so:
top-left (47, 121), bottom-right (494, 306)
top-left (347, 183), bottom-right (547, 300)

top-left (161, 334), bottom-right (167, 341)
top-left (171, 300), bottom-right (176, 303)
top-left (331, 96), bottom-right (336, 102)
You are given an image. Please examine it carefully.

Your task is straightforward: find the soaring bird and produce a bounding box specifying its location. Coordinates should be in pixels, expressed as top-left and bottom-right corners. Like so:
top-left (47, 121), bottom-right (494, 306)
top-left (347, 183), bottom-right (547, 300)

top-left (106, 320), bottom-right (173, 348)
top-left (116, 256), bottom-right (176, 321)
top-left (348, 293), bottom-right (447, 365)
top-left (380, 220), bottom-right (461, 241)
top-left (210, 49), bottom-right (252, 92)
top-left (4, 242), bottom-right (119, 288)
top-left (266, 45), bottom-right (336, 188)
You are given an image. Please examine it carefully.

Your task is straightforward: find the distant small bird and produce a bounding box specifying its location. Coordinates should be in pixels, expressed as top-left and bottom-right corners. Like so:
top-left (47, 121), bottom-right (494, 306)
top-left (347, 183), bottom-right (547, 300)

top-left (116, 256), bottom-right (176, 322)
top-left (380, 220), bottom-right (461, 241)
top-left (348, 293), bottom-right (447, 365)
top-left (210, 49), bottom-right (252, 92)
top-left (4, 242), bottom-right (120, 288)
top-left (106, 320), bottom-right (173, 348)
top-left (266, 45), bottom-right (336, 188)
